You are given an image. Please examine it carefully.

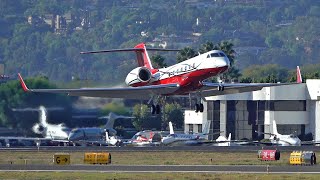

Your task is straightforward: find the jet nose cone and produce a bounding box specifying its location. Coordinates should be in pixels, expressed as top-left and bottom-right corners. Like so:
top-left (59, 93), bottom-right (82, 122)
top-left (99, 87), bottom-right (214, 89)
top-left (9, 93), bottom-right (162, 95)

top-left (216, 57), bottom-right (230, 69)
top-left (224, 57), bottom-right (231, 68)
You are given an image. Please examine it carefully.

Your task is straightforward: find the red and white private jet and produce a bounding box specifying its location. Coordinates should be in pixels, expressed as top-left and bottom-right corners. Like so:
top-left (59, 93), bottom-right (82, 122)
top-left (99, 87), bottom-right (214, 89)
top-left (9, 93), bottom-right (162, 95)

top-left (18, 43), bottom-right (302, 114)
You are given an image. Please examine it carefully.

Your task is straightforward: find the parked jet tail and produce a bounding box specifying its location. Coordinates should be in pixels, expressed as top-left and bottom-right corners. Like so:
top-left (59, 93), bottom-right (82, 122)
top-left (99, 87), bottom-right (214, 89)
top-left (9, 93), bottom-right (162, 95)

top-left (169, 121), bottom-right (174, 135)
top-left (227, 133), bottom-right (231, 141)
top-left (296, 66), bottom-right (302, 83)
top-left (98, 112), bottom-right (135, 136)
top-left (272, 120), bottom-right (280, 136)
top-left (104, 112), bottom-right (134, 128)
top-left (32, 106), bottom-right (48, 134)
top-left (254, 120), bottom-right (281, 137)
top-left (202, 121), bottom-right (211, 135)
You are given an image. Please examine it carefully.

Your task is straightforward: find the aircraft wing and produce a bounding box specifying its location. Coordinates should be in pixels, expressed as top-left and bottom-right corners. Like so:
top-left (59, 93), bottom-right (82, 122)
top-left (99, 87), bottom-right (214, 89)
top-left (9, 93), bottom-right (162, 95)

top-left (301, 141), bottom-right (320, 145)
top-left (0, 136), bottom-right (47, 141)
top-left (18, 74), bottom-right (180, 100)
top-left (198, 82), bottom-right (297, 97)
top-left (0, 136), bottom-right (70, 142)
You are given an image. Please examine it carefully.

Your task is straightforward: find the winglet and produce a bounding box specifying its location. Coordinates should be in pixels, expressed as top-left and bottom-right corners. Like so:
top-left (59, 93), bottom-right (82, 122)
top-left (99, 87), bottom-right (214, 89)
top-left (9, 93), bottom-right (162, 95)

top-left (296, 66), bottom-right (302, 83)
top-left (18, 73), bottom-right (29, 92)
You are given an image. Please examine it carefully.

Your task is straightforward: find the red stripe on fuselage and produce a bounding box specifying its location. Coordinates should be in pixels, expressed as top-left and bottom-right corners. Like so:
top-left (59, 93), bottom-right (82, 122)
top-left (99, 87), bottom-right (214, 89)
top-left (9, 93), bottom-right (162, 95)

top-left (130, 66), bottom-right (228, 95)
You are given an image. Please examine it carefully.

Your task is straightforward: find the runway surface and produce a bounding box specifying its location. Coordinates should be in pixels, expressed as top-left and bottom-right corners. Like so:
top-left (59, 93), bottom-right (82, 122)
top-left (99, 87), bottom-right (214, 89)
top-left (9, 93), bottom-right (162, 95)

top-left (0, 164), bottom-right (320, 173)
top-left (1, 146), bottom-right (320, 174)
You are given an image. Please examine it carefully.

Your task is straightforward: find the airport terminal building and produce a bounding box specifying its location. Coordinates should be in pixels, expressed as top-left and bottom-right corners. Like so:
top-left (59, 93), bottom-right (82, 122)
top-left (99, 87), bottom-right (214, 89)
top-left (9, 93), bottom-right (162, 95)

top-left (184, 79), bottom-right (320, 141)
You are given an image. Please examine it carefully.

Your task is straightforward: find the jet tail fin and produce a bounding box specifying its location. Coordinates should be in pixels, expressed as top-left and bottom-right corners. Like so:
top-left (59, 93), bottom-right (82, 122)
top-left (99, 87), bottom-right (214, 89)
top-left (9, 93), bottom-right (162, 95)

top-left (105, 112), bottom-right (134, 129)
top-left (272, 120), bottom-right (280, 136)
top-left (296, 66), bottom-right (302, 83)
top-left (39, 106), bottom-right (48, 127)
top-left (105, 112), bottom-right (117, 129)
top-left (202, 121), bottom-right (211, 134)
top-left (227, 133), bottom-right (231, 141)
top-left (134, 43), bottom-right (154, 69)
top-left (32, 106), bottom-right (48, 135)
top-left (18, 73), bottom-right (30, 92)
top-left (105, 131), bottom-right (109, 141)
top-left (169, 121), bottom-right (174, 135)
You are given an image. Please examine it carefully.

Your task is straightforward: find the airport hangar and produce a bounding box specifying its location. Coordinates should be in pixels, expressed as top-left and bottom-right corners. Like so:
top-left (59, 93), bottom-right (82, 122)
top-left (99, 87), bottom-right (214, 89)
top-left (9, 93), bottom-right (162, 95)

top-left (184, 79), bottom-right (320, 141)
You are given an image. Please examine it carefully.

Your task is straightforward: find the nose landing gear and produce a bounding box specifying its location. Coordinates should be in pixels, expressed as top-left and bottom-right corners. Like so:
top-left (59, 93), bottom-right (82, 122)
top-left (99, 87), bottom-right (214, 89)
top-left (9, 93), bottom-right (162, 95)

top-left (151, 104), bottom-right (161, 114)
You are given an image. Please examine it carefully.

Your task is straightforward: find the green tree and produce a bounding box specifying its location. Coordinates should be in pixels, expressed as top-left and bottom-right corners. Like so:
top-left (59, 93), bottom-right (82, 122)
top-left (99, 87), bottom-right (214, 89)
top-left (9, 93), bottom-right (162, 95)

top-left (151, 54), bottom-right (167, 68)
top-left (162, 103), bottom-right (183, 130)
top-left (132, 104), bottom-right (151, 131)
top-left (0, 76), bottom-right (74, 131)
top-left (213, 41), bottom-right (240, 80)
top-left (176, 47), bottom-right (197, 63)
top-left (101, 101), bottom-right (129, 116)
top-left (241, 64), bottom-right (289, 83)
top-left (132, 103), bottom-right (161, 131)
top-left (199, 41), bottom-right (214, 54)
top-left (215, 41), bottom-right (235, 66)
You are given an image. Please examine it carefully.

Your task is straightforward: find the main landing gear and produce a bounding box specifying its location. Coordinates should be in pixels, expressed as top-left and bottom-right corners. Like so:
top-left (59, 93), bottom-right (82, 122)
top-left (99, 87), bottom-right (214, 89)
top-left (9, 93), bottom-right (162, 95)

top-left (151, 104), bottom-right (161, 114)
top-left (193, 84), bottom-right (224, 113)
top-left (218, 84), bottom-right (224, 91)
top-left (193, 92), bottom-right (204, 113)
top-left (195, 103), bottom-right (204, 113)
top-left (149, 96), bottom-right (162, 115)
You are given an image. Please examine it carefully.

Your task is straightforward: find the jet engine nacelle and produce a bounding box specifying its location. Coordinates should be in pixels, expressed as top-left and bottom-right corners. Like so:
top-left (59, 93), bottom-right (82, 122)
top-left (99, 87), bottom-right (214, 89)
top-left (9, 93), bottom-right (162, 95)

top-left (32, 123), bottom-right (46, 135)
top-left (125, 67), bottom-right (152, 86)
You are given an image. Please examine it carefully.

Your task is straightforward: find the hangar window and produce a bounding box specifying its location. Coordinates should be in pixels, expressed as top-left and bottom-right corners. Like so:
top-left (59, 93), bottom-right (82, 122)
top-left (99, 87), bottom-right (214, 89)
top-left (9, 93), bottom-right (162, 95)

top-left (268, 100), bottom-right (306, 111)
top-left (189, 124), bottom-right (193, 133)
top-left (198, 124), bottom-right (202, 133)
top-left (213, 101), bottom-right (220, 110)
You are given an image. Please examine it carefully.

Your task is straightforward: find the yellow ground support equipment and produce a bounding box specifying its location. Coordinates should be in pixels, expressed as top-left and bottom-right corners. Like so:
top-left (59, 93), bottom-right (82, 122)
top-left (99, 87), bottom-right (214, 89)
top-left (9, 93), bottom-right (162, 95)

top-left (290, 151), bottom-right (302, 165)
top-left (290, 151), bottom-right (316, 165)
top-left (84, 152), bottom-right (111, 165)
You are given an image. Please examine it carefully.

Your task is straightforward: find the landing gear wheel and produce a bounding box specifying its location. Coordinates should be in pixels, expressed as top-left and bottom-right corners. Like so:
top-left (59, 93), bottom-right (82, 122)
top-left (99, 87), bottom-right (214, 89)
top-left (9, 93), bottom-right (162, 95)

top-left (199, 103), bottom-right (204, 112)
top-left (218, 85), bottom-right (223, 91)
top-left (156, 105), bottom-right (161, 114)
top-left (151, 104), bottom-right (156, 114)
top-left (195, 104), bottom-right (200, 113)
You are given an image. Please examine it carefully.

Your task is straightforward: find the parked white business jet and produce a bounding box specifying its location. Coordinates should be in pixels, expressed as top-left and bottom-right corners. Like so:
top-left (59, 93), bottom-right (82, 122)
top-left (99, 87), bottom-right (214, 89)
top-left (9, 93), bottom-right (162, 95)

top-left (67, 112), bottom-right (133, 146)
top-left (161, 121), bottom-right (211, 145)
top-left (32, 106), bottom-right (70, 140)
top-left (256, 120), bottom-right (302, 146)
top-left (215, 133), bottom-right (232, 146)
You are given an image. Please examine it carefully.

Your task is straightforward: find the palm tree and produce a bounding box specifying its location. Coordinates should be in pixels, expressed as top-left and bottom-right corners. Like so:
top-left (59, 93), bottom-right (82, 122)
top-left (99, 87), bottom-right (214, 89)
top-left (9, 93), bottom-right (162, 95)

top-left (151, 54), bottom-right (167, 68)
top-left (214, 41), bottom-right (240, 80)
top-left (199, 41), bottom-right (215, 54)
top-left (176, 47), bottom-right (197, 63)
top-left (214, 41), bottom-right (235, 66)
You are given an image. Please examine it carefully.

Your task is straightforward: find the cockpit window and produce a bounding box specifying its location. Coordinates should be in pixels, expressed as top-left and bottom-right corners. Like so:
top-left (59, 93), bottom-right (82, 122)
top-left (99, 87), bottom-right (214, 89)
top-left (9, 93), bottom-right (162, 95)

top-left (73, 129), bottom-right (81, 133)
top-left (289, 134), bottom-right (297, 138)
top-left (210, 53), bottom-right (220, 57)
top-left (210, 53), bottom-right (225, 57)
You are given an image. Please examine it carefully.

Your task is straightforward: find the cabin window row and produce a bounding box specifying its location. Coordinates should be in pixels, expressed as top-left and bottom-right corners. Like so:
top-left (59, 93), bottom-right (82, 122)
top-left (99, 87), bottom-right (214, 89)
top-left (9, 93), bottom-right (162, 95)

top-left (168, 63), bottom-right (196, 76)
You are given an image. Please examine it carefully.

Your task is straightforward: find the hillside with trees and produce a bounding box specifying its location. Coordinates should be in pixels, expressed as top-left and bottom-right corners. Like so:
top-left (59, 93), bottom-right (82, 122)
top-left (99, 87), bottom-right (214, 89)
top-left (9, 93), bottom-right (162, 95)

top-left (0, 0), bottom-right (319, 134)
top-left (0, 0), bottom-right (319, 85)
